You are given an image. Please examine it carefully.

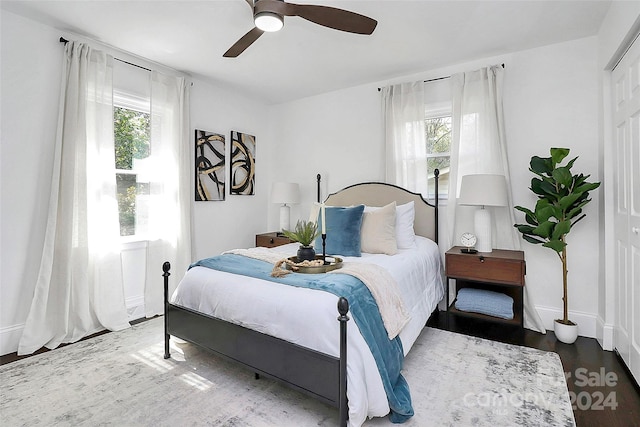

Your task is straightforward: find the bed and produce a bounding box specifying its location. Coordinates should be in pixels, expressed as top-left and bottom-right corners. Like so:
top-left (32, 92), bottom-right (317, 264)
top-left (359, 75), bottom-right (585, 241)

top-left (162, 172), bottom-right (443, 426)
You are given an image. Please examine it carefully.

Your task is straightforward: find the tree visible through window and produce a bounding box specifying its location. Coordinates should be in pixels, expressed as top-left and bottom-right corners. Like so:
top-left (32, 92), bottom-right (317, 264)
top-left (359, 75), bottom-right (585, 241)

top-left (114, 106), bottom-right (150, 236)
top-left (425, 114), bottom-right (451, 200)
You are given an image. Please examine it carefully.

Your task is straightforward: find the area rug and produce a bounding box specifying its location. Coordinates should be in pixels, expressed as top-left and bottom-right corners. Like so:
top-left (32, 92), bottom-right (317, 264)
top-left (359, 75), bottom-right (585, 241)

top-left (0, 318), bottom-right (575, 426)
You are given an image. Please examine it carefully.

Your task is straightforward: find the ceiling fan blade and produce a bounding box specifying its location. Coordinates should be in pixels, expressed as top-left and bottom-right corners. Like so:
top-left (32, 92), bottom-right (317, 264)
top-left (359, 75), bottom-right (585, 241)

top-left (223, 27), bottom-right (265, 57)
top-left (256, 0), bottom-right (377, 35)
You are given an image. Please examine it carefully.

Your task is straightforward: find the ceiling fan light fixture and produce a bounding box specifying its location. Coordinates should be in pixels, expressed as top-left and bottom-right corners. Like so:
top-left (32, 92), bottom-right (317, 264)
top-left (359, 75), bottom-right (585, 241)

top-left (254, 11), bottom-right (284, 32)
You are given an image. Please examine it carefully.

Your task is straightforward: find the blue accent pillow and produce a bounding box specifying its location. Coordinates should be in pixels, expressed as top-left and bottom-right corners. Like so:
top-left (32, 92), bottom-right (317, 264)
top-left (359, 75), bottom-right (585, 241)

top-left (315, 205), bottom-right (365, 257)
top-left (455, 288), bottom-right (514, 319)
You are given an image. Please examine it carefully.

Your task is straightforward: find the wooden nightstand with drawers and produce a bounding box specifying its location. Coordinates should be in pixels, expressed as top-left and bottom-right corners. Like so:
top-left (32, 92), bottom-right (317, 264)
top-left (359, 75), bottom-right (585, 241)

top-left (255, 232), bottom-right (294, 248)
top-left (445, 247), bottom-right (526, 327)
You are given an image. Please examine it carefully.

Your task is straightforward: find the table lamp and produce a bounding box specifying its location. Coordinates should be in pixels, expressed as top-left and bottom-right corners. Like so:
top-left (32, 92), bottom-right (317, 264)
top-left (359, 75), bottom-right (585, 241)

top-left (458, 174), bottom-right (508, 253)
top-left (271, 182), bottom-right (300, 232)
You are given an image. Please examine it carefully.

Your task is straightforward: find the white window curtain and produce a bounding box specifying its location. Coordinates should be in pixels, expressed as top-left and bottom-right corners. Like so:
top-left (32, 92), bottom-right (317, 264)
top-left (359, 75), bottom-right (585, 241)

top-left (144, 71), bottom-right (193, 317)
top-left (382, 82), bottom-right (428, 194)
top-left (18, 42), bottom-right (129, 355)
top-left (448, 65), bottom-right (546, 333)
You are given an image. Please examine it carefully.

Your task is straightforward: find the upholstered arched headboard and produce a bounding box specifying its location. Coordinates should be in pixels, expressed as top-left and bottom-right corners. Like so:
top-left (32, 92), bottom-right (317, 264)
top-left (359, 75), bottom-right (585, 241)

top-left (323, 175), bottom-right (439, 243)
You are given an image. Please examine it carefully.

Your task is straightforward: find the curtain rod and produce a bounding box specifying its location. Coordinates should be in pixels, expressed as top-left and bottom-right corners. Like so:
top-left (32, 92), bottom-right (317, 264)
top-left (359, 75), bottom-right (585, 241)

top-left (377, 63), bottom-right (505, 92)
top-left (59, 37), bottom-right (152, 72)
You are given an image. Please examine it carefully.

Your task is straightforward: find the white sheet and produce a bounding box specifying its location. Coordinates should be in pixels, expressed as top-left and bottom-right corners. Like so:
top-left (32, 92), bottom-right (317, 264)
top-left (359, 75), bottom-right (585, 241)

top-left (171, 236), bottom-right (444, 426)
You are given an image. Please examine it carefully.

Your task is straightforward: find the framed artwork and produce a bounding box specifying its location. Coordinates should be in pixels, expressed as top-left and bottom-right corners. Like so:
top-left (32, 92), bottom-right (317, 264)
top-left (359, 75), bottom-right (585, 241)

top-left (195, 129), bottom-right (226, 201)
top-left (230, 130), bottom-right (256, 195)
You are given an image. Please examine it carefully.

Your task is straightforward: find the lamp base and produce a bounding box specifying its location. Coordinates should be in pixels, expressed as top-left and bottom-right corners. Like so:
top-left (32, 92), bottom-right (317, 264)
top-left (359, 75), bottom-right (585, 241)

top-left (279, 205), bottom-right (290, 232)
top-left (474, 207), bottom-right (492, 253)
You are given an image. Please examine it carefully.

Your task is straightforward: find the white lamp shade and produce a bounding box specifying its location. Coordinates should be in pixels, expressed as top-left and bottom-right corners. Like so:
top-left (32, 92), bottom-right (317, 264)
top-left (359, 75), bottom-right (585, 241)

top-left (458, 174), bottom-right (508, 207)
top-left (272, 182), bottom-right (299, 232)
top-left (271, 182), bottom-right (300, 205)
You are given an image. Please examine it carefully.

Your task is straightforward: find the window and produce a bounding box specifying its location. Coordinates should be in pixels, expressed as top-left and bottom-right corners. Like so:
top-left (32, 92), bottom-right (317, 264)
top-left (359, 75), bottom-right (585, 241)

top-left (114, 92), bottom-right (151, 237)
top-left (425, 107), bottom-right (451, 201)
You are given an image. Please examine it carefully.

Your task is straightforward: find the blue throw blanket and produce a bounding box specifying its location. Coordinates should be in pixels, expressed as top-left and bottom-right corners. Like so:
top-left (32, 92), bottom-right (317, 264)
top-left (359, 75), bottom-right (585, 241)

top-left (191, 254), bottom-right (413, 423)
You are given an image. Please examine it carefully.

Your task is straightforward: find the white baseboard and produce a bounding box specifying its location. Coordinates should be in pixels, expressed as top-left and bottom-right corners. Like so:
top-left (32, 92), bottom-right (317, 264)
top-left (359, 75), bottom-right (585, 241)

top-left (0, 323), bottom-right (24, 356)
top-left (535, 305), bottom-right (598, 339)
top-left (596, 316), bottom-right (615, 351)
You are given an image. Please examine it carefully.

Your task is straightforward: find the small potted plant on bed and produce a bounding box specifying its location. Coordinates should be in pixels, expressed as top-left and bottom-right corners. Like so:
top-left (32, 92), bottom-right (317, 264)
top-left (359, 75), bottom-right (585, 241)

top-left (282, 220), bottom-right (320, 262)
top-left (513, 148), bottom-right (600, 344)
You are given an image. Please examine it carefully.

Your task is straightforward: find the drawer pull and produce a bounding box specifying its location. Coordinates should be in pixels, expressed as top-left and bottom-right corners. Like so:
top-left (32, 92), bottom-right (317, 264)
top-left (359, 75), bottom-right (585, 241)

top-left (269, 238), bottom-right (274, 244)
top-left (479, 255), bottom-right (485, 263)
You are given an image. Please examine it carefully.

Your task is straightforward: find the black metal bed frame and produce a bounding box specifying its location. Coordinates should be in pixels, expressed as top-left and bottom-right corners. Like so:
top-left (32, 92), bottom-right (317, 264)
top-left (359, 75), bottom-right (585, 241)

top-left (163, 170), bottom-right (439, 427)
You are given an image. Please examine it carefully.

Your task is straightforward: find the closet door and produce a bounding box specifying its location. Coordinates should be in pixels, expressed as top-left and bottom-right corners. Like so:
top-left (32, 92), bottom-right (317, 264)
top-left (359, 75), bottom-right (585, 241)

top-left (612, 33), bottom-right (640, 384)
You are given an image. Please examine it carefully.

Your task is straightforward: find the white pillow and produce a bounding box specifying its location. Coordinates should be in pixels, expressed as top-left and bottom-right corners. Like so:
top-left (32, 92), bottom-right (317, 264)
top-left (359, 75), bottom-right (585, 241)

top-left (360, 202), bottom-right (398, 255)
top-left (395, 201), bottom-right (416, 249)
top-left (364, 201), bottom-right (416, 249)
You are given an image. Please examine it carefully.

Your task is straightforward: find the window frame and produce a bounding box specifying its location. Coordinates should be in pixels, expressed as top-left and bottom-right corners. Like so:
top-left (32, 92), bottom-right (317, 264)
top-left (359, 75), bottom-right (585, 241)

top-left (424, 103), bottom-right (452, 203)
top-left (113, 90), bottom-right (151, 242)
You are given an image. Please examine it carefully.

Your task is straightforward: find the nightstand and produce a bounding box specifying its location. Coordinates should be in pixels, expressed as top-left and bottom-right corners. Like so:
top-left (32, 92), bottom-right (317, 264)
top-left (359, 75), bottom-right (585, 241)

top-left (255, 232), bottom-right (294, 248)
top-left (445, 247), bottom-right (525, 327)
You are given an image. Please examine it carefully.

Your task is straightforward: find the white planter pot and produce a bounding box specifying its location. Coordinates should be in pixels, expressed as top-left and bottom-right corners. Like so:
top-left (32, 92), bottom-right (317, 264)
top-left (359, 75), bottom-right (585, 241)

top-left (554, 319), bottom-right (578, 344)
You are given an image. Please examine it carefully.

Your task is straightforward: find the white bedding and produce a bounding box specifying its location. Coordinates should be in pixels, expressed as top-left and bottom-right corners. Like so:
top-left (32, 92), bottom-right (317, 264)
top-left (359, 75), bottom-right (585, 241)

top-left (171, 236), bottom-right (444, 426)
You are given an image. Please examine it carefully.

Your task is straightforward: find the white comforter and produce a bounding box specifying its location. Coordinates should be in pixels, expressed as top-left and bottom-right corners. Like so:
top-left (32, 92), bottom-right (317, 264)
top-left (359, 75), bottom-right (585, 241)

top-left (171, 236), bottom-right (444, 426)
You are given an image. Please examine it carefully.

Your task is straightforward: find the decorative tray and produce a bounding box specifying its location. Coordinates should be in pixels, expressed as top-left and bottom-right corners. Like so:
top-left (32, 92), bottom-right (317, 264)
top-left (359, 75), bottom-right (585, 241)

top-left (285, 255), bottom-right (343, 274)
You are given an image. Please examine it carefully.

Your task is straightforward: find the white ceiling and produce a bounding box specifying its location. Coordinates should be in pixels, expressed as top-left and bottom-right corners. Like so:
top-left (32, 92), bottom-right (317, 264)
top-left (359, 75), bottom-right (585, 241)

top-left (2, 0), bottom-right (612, 104)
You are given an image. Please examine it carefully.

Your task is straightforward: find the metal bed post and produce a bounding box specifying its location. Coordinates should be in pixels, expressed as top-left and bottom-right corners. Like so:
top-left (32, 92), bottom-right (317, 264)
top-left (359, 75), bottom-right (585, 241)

top-left (163, 261), bottom-right (171, 359)
top-left (337, 297), bottom-right (349, 427)
top-left (433, 168), bottom-right (439, 244)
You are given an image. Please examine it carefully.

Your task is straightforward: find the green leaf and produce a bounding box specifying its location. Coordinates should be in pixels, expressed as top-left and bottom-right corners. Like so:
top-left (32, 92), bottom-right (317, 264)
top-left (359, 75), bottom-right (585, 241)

top-left (530, 156), bottom-right (553, 175)
top-left (515, 206), bottom-right (539, 226)
top-left (552, 167), bottom-right (573, 188)
top-left (543, 239), bottom-right (567, 253)
top-left (282, 220), bottom-right (319, 246)
top-left (566, 200), bottom-right (588, 220)
top-left (565, 156), bottom-right (578, 169)
top-left (531, 178), bottom-right (559, 198)
top-left (515, 224), bottom-right (536, 235)
top-left (559, 192), bottom-right (583, 212)
top-left (515, 205), bottom-right (534, 216)
top-left (530, 178), bottom-right (546, 196)
top-left (533, 221), bottom-right (554, 238)
top-left (535, 199), bottom-right (556, 222)
top-left (523, 235), bottom-right (545, 245)
top-left (574, 182), bottom-right (600, 194)
top-left (552, 220), bottom-right (571, 240)
top-left (550, 148), bottom-right (570, 166)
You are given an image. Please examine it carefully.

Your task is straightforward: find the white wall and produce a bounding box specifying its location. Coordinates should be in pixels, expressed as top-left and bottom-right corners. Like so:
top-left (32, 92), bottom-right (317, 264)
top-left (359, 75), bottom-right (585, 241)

top-left (190, 77), bottom-right (271, 259)
top-left (0, 10), bottom-right (271, 355)
top-left (269, 37), bottom-right (603, 337)
top-left (506, 37), bottom-right (600, 335)
top-left (267, 84), bottom-right (384, 228)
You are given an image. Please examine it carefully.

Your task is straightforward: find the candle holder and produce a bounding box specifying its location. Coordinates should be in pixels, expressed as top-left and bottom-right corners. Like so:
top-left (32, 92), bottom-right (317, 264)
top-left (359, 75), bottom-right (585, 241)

top-left (322, 233), bottom-right (327, 264)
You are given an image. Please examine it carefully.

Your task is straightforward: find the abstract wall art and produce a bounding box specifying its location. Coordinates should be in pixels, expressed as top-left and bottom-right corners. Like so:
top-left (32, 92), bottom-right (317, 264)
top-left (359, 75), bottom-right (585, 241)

top-left (230, 130), bottom-right (255, 196)
top-left (195, 129), bottom-right (226, 201)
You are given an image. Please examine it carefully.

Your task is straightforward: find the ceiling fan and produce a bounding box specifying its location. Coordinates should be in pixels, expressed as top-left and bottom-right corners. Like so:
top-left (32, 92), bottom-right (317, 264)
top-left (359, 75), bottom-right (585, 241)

top-left (223, 0), bottom-right (377, 57)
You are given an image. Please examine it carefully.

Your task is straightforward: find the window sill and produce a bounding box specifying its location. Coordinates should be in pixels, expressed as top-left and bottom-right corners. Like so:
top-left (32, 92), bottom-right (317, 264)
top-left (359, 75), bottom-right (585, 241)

top-left (120, 238), bottom-right (148, 251)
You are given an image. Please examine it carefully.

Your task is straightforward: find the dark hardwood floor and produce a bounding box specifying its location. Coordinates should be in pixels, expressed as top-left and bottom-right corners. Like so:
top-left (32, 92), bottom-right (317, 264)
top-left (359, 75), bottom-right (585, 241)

top-left (427, 310), bottom-right (640, 427)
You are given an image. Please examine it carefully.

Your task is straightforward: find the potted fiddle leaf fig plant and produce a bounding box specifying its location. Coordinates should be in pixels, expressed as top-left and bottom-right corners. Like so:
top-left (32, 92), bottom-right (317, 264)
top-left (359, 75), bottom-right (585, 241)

top-left (282, 220), bottom-right (320, 262)
top-left (514, 148), bottom-right (600, 344)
